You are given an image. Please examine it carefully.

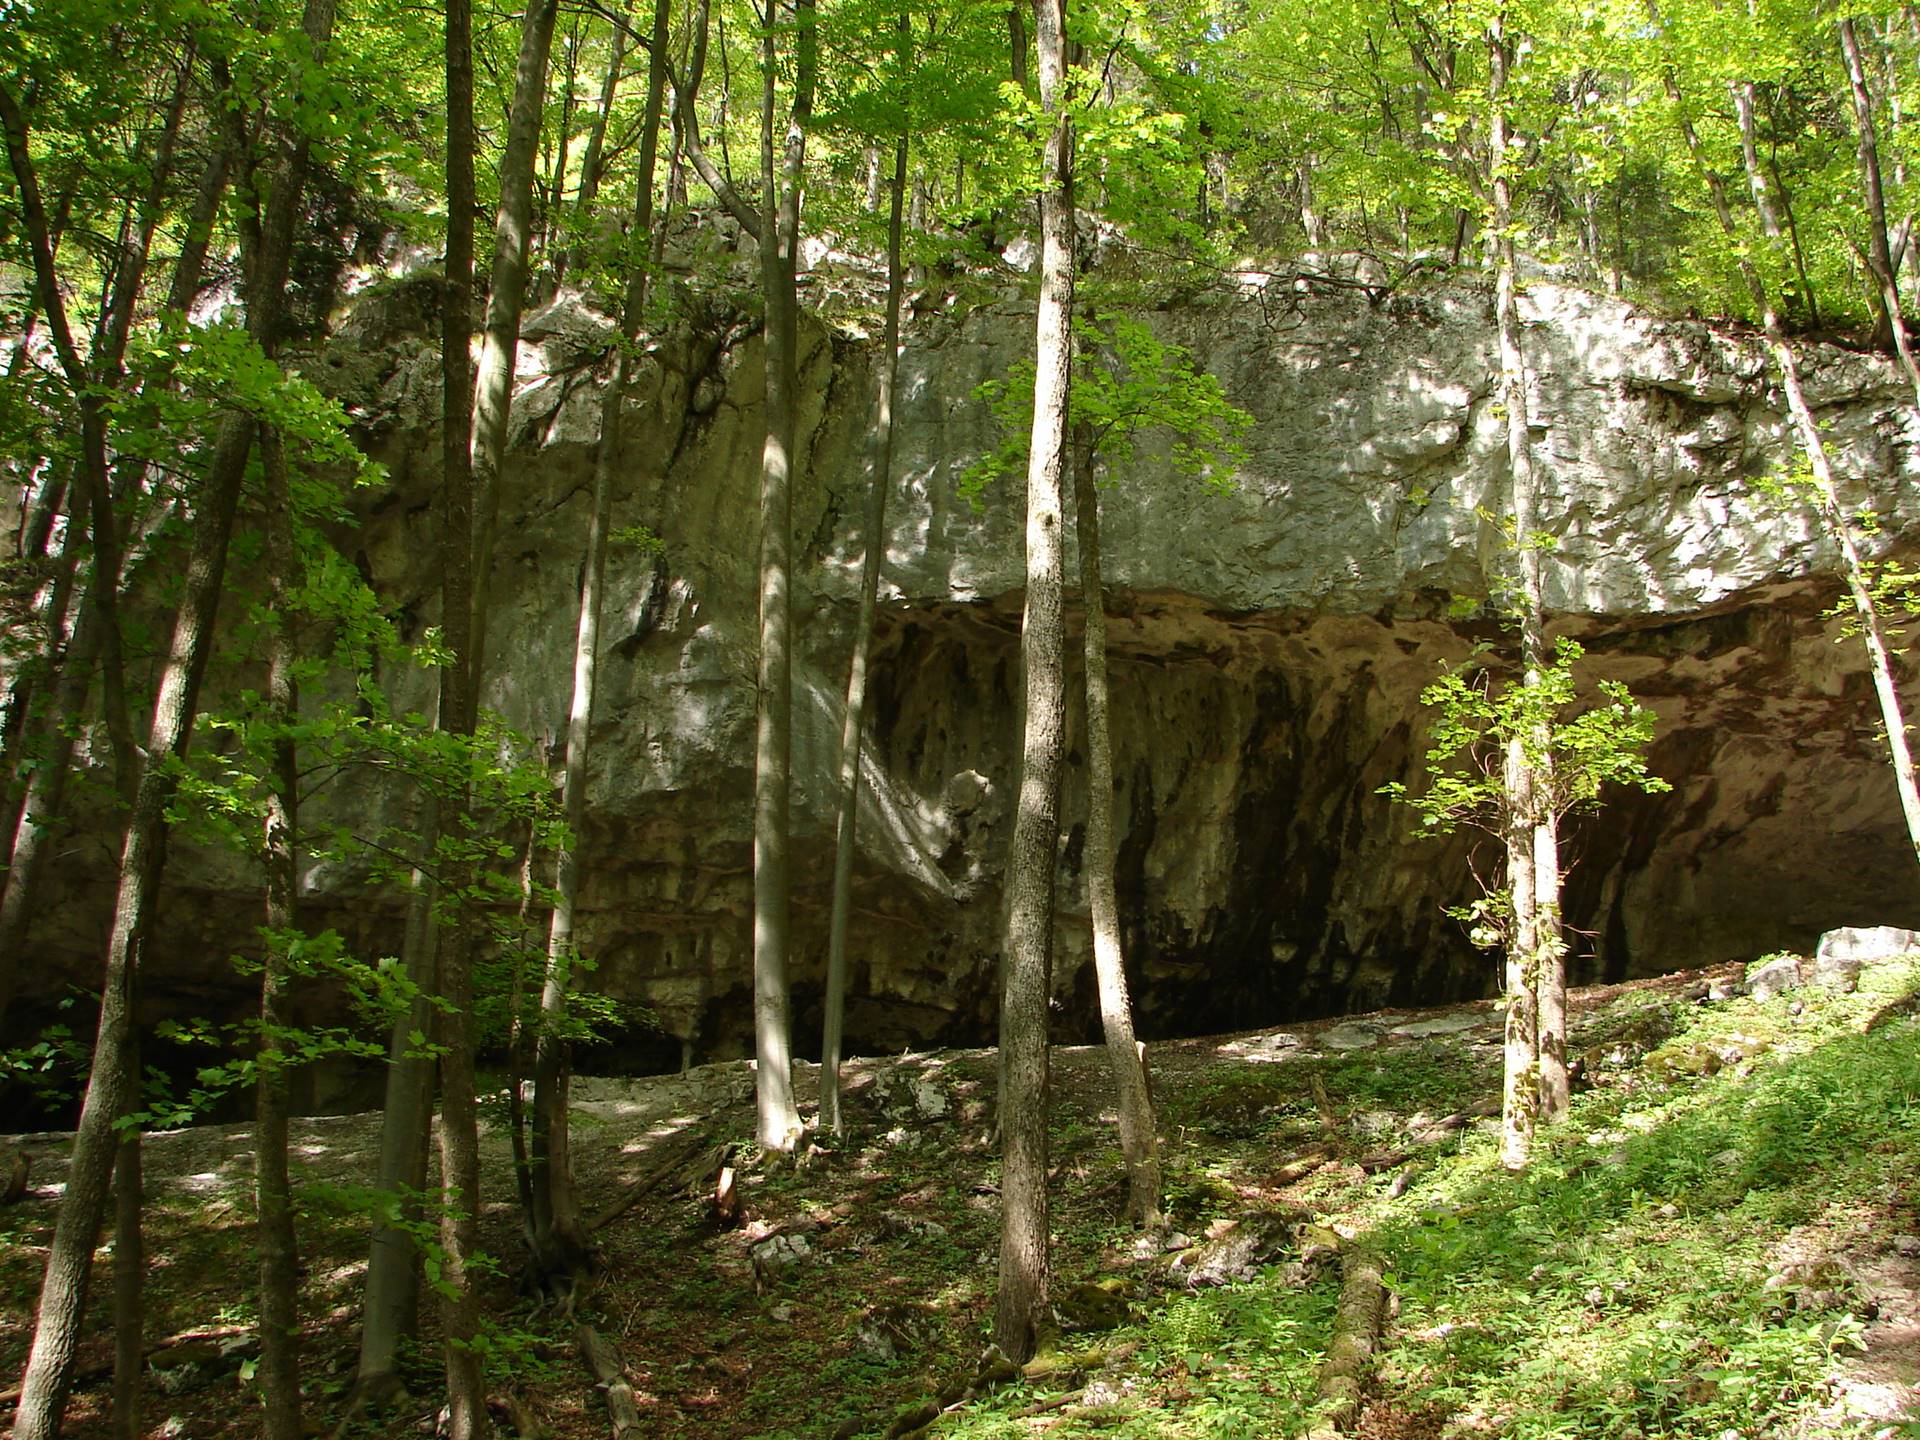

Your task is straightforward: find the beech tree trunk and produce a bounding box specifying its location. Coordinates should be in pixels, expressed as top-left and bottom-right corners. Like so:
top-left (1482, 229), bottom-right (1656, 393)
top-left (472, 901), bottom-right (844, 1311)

top-left (256, 430), bottom-right (304, 1439)
top-left (354, 0), bottom-right (550, 1396)
top-left (350, 823), bottom-right (439, 1406)
top-left (1070, 423), bottom-right (1161, 1225)
top-left (1840, 18), bottom-right (1920, 407)
top-left (109, 1055), bottom-right (141, 1440)
top-left (469, 0), bottom-right (561, 693)
top-left (436, 0), bottom-right (486, 1427)
top-left (1666, 65), bottom-right (1920, 873)
top-left (749, 0), bottom-right (816, 1154)
top-left (996, 0), bottom-right (1073, 1365)
top-left (8, 3), bottom-right (333, 1427)
top-left (1487, 16), bottom-right (1563, 1161)
top-left (822, 21), bottom-right (909, 1136)
top-left (530, 0), bottom-right (673, 1296)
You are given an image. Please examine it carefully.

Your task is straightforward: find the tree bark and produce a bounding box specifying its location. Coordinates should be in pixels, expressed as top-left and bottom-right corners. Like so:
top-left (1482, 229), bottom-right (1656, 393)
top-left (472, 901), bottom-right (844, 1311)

top-left (256, 429), bottom-right (304, 1440)
top-left (529, 0), bottom-right (673, 1296)
top-left (1840, 18), bottom-right (1920, 408)
top-left (436, 0), bottom-right (486, 1429)
top-left (822, 18), bottom-right (910, 1137)
top-left (1070, 423), bottom-right (1161, 1225)
top-left (9, 2), bottom-right (333, 1426)
top-left (995, 0), bottom-right (1072, 1365)
top-left (1665, 61), bottom-right (1920, 873)
top-left (1487, 15), bottom-right (1562, 1158)
top-left (469, 0), bottom-right (561, 695)
top-left (749, 0), bottom-right (816, 1154)
top-left (109, 1055), bottom-right (142, 1440)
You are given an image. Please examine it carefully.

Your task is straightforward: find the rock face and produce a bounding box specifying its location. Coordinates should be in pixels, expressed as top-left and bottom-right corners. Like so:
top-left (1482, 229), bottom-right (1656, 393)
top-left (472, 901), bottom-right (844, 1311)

top-left (22, 271), bottom-right (1920, 1071)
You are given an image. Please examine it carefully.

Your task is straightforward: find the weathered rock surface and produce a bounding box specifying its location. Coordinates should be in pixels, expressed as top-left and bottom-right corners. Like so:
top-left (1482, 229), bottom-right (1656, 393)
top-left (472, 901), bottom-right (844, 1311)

top-left (19, 270), bottom-right (1920, 1077)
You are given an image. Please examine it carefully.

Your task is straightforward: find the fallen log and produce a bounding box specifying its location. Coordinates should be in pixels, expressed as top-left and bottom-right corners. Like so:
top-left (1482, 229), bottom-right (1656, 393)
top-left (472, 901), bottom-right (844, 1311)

top-left (1305, 1245), bottom-right (1387, 1438)
top-left (575, 1324), bottom-right (642, 1437)
top-left (1270, 1144), bottom-right (1333, 1186)
top-left (0, 1323), bottom-right (254, 1409)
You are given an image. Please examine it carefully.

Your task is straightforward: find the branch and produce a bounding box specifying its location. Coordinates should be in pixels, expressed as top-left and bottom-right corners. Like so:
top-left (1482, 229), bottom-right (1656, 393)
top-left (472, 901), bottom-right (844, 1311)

top-left (662, 9), bottom-right (763, 236)
top-left (0, 79), bottom-right (90, 392)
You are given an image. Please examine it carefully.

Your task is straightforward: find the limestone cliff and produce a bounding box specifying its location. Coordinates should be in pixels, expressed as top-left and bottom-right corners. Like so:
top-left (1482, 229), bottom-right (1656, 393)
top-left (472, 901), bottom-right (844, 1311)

top-left (28, 271), bottom-right (1920, 1070)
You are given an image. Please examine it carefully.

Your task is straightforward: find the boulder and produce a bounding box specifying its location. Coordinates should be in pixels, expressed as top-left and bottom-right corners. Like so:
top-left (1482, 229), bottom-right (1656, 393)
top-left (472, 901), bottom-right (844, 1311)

top-left (1170, 1207), bottom-right (1306, 1287)
top-left (1743, 955), bottom-right (1804, 1003)
top-left (1813, 925), bottom-right (1920, 992)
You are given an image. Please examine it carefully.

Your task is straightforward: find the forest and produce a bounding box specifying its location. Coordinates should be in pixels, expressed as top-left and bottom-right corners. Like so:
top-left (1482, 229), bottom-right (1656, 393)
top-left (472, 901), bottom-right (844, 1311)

top-left (5, 0), bottom-right (1920, 1434)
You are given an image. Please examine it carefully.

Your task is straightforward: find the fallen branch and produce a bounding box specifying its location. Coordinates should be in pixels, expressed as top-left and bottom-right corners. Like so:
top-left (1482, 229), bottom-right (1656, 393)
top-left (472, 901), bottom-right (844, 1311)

top-left (0, 1324), bottom-right (254, 1409)
top-left (1012, 1387), bottom-right (1084, 1419)
top-left (1863, 989), bottom-right (1920, 1033)
top-left (1411, 1097), bottom-right (1499, 1144)
top-left (588, 1130), bottom-right (720, 1232)
top-left (575, 1324), bottom-right (642, 1437)
top-left (1270, 1144), bottom-right (1332, 1186)
top-left (1305, 1245), bottom-right (1387, 1438)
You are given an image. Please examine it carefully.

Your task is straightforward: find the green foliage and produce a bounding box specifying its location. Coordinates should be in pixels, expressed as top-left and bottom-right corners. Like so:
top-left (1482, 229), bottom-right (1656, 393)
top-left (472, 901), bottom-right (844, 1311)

top-left (1381, 637), bottom-right (1670, 837)
top-left (1369, 960), bottom-right (1920, 1439)
top-left (961, 313), bottom-right (1250, 506)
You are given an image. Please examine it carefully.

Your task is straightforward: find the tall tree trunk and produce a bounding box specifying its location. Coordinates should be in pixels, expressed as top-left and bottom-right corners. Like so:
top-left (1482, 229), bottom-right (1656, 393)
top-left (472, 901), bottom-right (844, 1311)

top-left (568, 1), bottom-right (633, 273)
top-left (354, 0), bottom-right (550, 1397)
top-left (822, 19), bottom-right (910, 1137)
top-left (0, 92), bottom-right (232, 1032)
top-left (995, 0), bottom-right (1072, 1366)
top-left (749, 0), bottom-right (816, 1154)
top-left (543, 17), bottom-right (584, 269)
top-left (351, 841), bottom-right (439, 1406)
top-left (470, 0), bottom-right (561, 694)
top-left (109, 1046), bottom-right (141, 1440)
top-left (256, 429), bottom-right (304, 1440)
top-left (1070, 422), bottom-right (1161, 1224)
top-left (8, 5), bottom-right (333, 1427)
top-left (436, 0), bottom-right (486, 1427)
top-left (529, 0), bottom-right (674, 1297)
top-left (1666, 61), bottom-right (1920, 871)
top-left (1487, 16), bottom-right (1563, 1161)
top-left (1841, 18), bottom-right (1920, 407)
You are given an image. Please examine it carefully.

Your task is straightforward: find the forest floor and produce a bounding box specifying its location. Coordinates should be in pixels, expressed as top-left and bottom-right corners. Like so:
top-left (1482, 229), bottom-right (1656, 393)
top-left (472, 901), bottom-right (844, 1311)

top-left (4, 953), bottom-right (1920, 1440)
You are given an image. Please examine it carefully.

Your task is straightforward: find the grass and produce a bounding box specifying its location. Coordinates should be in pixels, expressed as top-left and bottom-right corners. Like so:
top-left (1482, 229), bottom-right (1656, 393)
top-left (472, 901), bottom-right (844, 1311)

top-left (3, 958), bottom-right (1916, 1439)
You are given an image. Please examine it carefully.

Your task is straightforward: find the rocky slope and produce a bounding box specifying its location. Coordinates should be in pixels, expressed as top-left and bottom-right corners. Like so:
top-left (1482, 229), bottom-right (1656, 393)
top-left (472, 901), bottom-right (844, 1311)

top-left (25, 265), bottom-right (1920, 1072)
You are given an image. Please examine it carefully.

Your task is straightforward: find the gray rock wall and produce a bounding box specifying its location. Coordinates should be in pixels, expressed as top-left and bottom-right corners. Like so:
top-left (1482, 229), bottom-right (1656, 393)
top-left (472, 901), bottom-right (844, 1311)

top-left (23, 272), bottom-right (1920, 1070)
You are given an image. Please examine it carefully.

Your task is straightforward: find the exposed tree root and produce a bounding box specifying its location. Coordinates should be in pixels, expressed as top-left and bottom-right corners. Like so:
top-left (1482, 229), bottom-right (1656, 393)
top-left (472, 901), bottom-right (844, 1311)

top-left (326, 1369), bottom-right (415, 1438)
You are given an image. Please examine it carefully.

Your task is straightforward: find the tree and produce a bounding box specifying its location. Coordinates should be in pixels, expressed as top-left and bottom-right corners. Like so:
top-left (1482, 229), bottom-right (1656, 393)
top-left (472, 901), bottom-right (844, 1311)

top-left (1382, 639), bottom-right (1669, 1133)
top-left (822, 4), bottom-right (912, 1136)
top-left (968, 311), bottom-right (1250, 1220)
top-left (670, 0), bottom-right (814, 1152)
top-left (528, 0), bottom-right (676, 1299)
top-left (996, 0), bottom-right (1074, 1365)
top-left (1485, 8), bottom-right (1564, 1166)
top-left (1643, 12), bottom-right (1920, 878)
top-left (9, 0), bottom-right (338, 1429)
top-left (434, 0), bottom-right (485, 1426)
